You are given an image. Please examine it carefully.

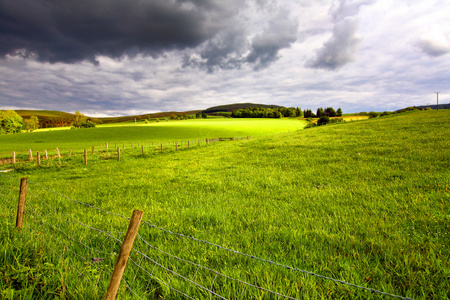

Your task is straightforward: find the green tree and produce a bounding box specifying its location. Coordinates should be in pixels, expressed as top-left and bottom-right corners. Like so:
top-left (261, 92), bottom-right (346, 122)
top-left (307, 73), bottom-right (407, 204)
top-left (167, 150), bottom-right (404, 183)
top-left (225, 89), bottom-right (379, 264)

top-left (0, 110), bottom-right (24, 134)
top-left (336, 108), bottom-right (343, 117)
top-left (23, 115), bottom-right (39, 131)
top-left (317, 116), bottom-right (330, 125)
top-left (316, 107), bottom-right (324, 117)
top-left (325, 107), bottom-right (336, 117)
top-left (368, 111), bottom-right (379, 118)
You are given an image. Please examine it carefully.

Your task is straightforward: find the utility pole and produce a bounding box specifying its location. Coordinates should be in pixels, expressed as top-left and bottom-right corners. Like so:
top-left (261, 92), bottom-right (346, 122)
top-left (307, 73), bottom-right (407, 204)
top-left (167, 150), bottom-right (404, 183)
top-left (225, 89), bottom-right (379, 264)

top-left (435, 92), bottom-right (440, 111)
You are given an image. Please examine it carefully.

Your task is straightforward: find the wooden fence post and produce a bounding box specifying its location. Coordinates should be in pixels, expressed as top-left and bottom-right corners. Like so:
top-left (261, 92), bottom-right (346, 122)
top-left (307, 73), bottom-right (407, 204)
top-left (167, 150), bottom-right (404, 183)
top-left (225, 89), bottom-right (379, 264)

top-left (69, 149), bottom-right (72, 157)
top-left (100, 144), bottom-right (103, 152)
top-left (117, 148), bottom-right (120, 161)
top-left (12, 151), bottom-right (16, 164)
top-left (37, 152), bottom-right (41, 166)
top-left (198, 140), bottom-right (200, 146)
top-left (104, 210), bottom-right (144, 300)
top-left (56, 147), bottom-right (61, 158)
top-left (206, 138), bottom-right (209, 144)
top-left (16, 177), bottom-right (28, 230)
top-left (29, 149), bottom-right (33, 161)
top-left (92, 146), bottom-right (95, 154)
top-left (84, 149), bottom-right (88, 166)
top-left (141, 145), bottom-right (144, 154)
top-left (188, 141), bottom-right (190, 148)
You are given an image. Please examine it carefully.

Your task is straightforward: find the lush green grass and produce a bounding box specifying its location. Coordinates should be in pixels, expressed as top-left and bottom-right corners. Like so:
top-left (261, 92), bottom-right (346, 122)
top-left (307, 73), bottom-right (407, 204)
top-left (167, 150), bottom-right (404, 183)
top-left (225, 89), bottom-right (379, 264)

top-left (0, 118), bottom-right (304, 159)
top-left (1, 110), bottom-right (449, 299)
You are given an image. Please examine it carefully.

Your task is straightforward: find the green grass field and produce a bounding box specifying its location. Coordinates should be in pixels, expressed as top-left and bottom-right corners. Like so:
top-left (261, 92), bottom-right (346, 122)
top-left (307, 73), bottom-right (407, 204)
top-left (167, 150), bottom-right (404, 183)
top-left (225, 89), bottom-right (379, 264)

top-left (1, 111), bottom-right (449, 299)
top-left (0, 118), bottom-right (303, 159)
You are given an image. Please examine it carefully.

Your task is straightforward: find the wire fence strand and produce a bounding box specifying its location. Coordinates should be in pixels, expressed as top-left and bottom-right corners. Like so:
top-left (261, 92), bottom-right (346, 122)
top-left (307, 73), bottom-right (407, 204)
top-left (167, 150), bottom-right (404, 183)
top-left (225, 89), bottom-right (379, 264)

top-left (0, 173), bottom-right (414, 300)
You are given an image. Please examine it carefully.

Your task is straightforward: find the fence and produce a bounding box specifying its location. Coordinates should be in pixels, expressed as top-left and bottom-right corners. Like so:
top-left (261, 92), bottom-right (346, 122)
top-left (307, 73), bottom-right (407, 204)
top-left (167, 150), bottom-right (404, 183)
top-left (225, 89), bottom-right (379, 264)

top-left (0, 136), bottom-right (253, 167)
top-left (0, 174), bottom-right (413, 299)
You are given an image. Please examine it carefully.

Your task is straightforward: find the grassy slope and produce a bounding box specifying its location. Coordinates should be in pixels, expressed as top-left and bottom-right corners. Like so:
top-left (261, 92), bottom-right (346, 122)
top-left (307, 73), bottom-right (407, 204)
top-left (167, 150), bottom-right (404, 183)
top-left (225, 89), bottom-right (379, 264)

top-left (1, 110), bottom-right (449, 299)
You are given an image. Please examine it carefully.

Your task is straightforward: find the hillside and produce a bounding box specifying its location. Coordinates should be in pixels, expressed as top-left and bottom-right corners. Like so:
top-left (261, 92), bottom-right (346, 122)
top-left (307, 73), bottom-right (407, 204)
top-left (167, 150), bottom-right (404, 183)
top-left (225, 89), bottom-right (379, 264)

top-left (0, 110), bottom-right (449, 299)
top-left (416, 103), bottom-right (450, 110)
top-left (203, 103), bottom-right (284, 113)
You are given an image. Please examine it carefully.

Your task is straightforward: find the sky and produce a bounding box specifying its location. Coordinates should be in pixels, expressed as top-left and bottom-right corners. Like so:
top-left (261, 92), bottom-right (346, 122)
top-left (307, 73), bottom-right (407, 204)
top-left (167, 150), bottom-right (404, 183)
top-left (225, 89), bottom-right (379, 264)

top-left (0, 0), bottom-right (449, 117)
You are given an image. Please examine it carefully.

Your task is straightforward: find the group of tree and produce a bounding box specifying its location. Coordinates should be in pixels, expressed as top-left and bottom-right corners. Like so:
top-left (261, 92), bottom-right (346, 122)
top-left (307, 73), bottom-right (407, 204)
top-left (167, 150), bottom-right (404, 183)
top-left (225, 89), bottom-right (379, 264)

top-left (0, 110), bottom-right (39, 134)
top-left (304, 107), bottom-right (342, 118)
top-left (71, 111), bottom-right (98, 128)
top-left (231, 107), bottom-right (302, 118)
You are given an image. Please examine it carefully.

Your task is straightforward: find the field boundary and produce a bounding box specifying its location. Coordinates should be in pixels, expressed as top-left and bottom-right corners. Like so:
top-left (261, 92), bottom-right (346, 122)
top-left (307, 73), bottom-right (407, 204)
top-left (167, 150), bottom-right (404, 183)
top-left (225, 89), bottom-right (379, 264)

top-left (1, 174), bottom-right (413, 299)
top-left (0, 136), bottom-right (253, 166)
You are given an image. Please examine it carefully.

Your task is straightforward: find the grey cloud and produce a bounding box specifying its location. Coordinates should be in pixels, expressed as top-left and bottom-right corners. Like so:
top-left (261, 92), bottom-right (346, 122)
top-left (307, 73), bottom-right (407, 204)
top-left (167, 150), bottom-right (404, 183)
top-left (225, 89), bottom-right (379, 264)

top-left (246, 8), bottom-right (298, 70)
top-left (306, 17), bottom-right (361, 70)
top-left (0, 0), bottom-right (240, 64)
top-left (183, 7), bottom-right (298, 71)
top-left (306, 0), bottom-right (371, 70)
top-left (330, 0), bottom-right (374, 22)
top-left (417, 37), bottom-right (450, 57)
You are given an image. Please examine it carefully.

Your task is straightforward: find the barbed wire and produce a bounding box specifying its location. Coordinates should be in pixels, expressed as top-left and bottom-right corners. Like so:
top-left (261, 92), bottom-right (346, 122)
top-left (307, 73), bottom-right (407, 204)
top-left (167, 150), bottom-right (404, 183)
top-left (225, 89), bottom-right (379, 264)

top-left (1, 174), bottom-right (414, 299)
top-left (140, 220), bottom-right (413, 299)
top-left (135, 233), bottom-right (297, 300)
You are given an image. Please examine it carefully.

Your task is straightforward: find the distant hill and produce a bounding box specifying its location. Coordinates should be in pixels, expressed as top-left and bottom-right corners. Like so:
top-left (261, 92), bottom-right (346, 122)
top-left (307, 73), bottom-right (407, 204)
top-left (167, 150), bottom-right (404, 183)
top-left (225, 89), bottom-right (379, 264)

top-left (14, 109), bottom-right (203, 125)
top-left (203, 103), bottom-right (284, 113)
top-left (16, 110), bottom-right (75, 119)
top-left (98, 110), bottom-right (202, 123)
top-left (415, 103), bottom-right (450, 110)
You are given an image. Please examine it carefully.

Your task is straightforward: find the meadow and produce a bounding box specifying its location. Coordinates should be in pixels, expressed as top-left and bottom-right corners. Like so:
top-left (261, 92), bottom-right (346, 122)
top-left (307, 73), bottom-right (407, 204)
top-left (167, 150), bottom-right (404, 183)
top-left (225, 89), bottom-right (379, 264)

top-left (1, 111), bottom-right (449, 299)
top-left (0, 118), bottom-right (302, 158)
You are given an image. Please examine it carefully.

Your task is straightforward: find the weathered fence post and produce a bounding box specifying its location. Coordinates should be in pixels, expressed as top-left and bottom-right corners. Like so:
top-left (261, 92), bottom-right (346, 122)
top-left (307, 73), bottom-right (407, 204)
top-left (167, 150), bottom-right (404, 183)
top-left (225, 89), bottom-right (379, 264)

top-left (45, 150), bottom-right (48, 159)
top-left (12, 151), bottom-right (16, 164)
top-left (141, 145), bottom-right (144, 154)
top-left (92, 146), bottom-right (95, 154)
top-left (69, 149), bottom-right (72, 157)
top-left (104, 210), bottom-right (144, 300)
top-left (117, 148), bottom-right (121, 161)
top-left (206, 138), bottom-right (209, 145)
top-left (198, 140), bottom-right (200, 146)
top-left (84, 149), bottom-right (88, 166)
top-left (56, 147), bottom-right (61, 158)
top-left (37, 152), bottom-right (41, 166)
top-left (106, 143), bottom-right (109, 150)
top-left (16, 177), bottom-right (28, 230)
top-left (100, 144), bottom-right (103, 152)
top-left (29, 149), bottom-right (33, 161)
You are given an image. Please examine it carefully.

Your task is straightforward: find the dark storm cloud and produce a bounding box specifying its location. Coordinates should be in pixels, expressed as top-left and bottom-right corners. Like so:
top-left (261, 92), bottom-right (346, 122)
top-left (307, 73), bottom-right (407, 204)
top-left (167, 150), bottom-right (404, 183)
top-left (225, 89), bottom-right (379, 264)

top-left (0, 0), bottom-right (241, 64)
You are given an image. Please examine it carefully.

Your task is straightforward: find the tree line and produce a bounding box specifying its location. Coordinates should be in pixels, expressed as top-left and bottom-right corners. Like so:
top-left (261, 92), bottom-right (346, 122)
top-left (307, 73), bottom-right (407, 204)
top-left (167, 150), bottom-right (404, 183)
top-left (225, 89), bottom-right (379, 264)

top-left (231, 107), bottom-right (302, 118)
top-left (230, 106), bottom-right (342, 119)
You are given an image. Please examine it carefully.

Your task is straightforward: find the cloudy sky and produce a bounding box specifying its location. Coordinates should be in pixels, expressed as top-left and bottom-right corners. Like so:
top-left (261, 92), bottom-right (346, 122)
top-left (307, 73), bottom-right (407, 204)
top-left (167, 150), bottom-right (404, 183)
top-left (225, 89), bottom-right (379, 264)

top-left (0, 0), bottom-right (449, 116)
